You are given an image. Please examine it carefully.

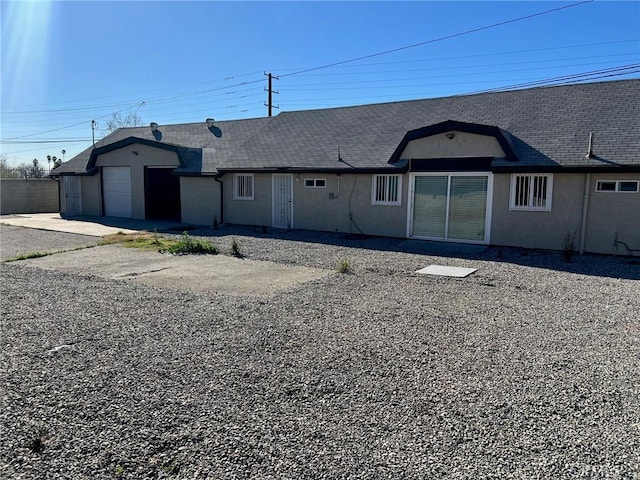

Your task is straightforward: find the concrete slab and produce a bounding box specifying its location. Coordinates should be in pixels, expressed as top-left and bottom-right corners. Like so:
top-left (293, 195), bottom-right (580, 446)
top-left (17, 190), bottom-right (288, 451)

top-left (0, 214), bottom-right (188, 237)
top-left (18, 244), bottom-right (331, 296)
top-left (416, 265), bottom-right (477, 278)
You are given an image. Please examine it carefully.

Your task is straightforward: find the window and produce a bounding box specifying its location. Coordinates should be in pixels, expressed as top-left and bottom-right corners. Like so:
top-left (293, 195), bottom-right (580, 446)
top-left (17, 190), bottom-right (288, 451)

top-left (510, 174), bottom-right (553, 211)
top-left (372, 174), bottom-right (401, 206)
top-left (596, 180), bottom-right (639, 193)
top-left (304, 178), bottom-right (326, 188)
top-left (234, 174), bottom-right (254, 200)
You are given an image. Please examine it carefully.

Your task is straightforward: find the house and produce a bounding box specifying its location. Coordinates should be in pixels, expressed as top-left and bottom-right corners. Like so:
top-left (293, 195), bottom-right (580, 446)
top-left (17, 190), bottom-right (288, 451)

top-left (51, 79), bottom-right (640, 255)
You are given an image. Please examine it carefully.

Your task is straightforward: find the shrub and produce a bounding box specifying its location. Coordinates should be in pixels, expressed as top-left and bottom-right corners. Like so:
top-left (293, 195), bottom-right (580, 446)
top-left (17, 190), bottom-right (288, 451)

top-left (230, 237), bottom-right (242, 257)
top-left (562, 230), bottom-right (577, 262)
top-left (337, 259), bottom-right (351, 274)
top-left (165, 231), bottom-right (218, 255)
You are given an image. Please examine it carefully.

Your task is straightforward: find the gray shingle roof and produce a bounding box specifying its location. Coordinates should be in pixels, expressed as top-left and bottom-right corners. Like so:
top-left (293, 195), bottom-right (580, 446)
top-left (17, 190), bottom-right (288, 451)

top-left (53, 79), bottom-right (640, 176)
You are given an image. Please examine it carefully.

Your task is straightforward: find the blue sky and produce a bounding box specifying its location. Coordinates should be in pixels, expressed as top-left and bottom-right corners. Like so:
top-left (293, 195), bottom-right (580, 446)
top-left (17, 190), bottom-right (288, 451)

top-left (1, 1), bottom-right (638, 166)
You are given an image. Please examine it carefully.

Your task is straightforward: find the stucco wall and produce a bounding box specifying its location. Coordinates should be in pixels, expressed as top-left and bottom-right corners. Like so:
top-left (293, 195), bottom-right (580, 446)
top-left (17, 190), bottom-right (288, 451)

top-left (490, 172), bottom-right (640, 255)
top-left (95, 143), bottom-right (181, 219)
top-left (1, 178), bottom-right (59, 214)
top-left (491, 173), bottom-right (584, 251)
top-left (400, 131), bottom-right (506, 159)
top-left (221, 172), bottom-right (408, 237)
top-left (180, 176), bottom-right (220, 226)
top-left (81, 175), bottom-right (102, 216)
top-left (223, 173), bottom-right (272, 227)
top-left (294, 174), bottom-right (407, 237)
top-left (586, 173), bottom-right (640, 255)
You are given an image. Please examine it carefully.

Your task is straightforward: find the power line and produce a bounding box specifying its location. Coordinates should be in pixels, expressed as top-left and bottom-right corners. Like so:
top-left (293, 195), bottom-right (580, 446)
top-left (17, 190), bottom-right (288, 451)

top-left (284, 53), bottom-right (638, 79)
top-left (469, 64), bottom-right (640, 94)
top-left (3, 104), bottom-right (145, 141)
top-left (277, 66), bottom-right (639, 109)
top-left (275, 39), bottom-right (638, 73)
top-left (1, 139), bottom-right (92, 145)
top-left (278, 0), bottom-right (594, 78)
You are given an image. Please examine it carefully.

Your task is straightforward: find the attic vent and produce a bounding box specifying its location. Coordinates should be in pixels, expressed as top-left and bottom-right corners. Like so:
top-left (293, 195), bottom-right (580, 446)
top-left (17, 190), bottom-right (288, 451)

top-left (150, 122), bottom-right (159, 132)
top-left (206, 118), bottom-right (215, 129)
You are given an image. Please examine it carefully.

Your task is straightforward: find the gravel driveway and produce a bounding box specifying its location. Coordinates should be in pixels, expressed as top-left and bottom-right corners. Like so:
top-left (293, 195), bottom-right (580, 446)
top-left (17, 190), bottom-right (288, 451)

top-left (1, 226), bottom-right (639, 479)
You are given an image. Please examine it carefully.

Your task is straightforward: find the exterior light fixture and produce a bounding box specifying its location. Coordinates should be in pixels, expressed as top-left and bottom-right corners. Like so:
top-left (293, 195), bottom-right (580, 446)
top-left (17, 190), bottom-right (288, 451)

top-left (446, 132), bottom-right (455, 139)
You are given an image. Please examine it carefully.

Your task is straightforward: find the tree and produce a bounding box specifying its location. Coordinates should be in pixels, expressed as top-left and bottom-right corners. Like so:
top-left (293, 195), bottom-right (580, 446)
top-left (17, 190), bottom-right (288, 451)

top-left (46, 154), bottom-right (63, 171)
top-left (104, 112), bottom-right (142, 134)
top-left (0, 155), bottom-right (20, 178)
top-left (31, 159), bottom-right (43, 178)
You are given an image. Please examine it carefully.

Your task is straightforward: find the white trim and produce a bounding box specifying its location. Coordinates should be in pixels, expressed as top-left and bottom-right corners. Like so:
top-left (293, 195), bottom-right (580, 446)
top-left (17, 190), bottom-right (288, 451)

top-left (371, 174), bottom-right (402, 206)
top-left (406, 172), bottom-right (493, 245)
top-left (595, 179), bottom-right (639, 193)
top-left (233, 173), bottom-right (254, 200)
top-left (509, 173), bottom-right (553, 212)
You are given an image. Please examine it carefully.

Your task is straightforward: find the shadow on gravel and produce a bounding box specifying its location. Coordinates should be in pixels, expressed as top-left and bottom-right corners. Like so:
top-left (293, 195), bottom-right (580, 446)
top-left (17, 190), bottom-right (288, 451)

top-left (189, 225), bottom-right (640, 281)
top-left (66, 216), bottom-right (640, 281)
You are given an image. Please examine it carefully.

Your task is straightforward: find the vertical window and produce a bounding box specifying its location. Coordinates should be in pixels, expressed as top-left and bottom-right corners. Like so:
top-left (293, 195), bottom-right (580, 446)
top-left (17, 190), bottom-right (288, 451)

top-left (372, 174), bottom-right (402, 206)
top-left (510, 174), bottom-right (553, 211)
top-left (234, 174), bottom-right (254, 200)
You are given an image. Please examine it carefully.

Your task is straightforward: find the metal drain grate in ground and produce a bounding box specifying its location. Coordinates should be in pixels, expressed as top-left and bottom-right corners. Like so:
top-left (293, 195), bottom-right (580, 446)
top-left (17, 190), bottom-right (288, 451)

top-left (416, 265), bottom-right (477, 278)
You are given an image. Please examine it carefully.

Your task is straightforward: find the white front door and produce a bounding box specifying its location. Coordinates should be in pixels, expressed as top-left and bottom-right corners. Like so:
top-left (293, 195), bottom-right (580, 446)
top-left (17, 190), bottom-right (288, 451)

top-left (102, 166), bottom-right (132, 218)
top-left (272, 174), bottom-right (293, 228)
top-left (63, 176), bottom-right (82, 216)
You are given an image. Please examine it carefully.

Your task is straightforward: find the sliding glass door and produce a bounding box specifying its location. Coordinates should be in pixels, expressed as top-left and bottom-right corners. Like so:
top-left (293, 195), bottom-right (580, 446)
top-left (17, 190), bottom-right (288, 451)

top-left (411, 173), bottom-right (491, 243)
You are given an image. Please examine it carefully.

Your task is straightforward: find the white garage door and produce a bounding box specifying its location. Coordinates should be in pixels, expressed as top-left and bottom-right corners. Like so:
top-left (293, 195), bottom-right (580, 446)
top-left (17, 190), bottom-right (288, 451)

top-left (102, 167), bottom-right (132, 218)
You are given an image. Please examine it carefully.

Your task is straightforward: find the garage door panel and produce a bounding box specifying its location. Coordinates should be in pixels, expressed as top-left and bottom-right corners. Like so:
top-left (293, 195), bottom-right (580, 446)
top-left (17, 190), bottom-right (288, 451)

top-left (103, 167), bottom-right (132, 218)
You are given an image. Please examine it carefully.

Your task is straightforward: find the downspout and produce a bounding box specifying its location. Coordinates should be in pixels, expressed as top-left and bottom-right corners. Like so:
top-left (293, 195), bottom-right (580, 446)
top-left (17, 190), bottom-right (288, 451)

top-left (579, 172), bottom-right (591, 255)
top-left (580, 132), bottom-right (594, 255)
top-left (214, 174), bottom-right (224, 224)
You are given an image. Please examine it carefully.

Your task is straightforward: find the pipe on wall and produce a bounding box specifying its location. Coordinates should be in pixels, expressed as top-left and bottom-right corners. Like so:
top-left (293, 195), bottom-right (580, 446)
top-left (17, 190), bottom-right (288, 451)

top-left (579, 173), bottom-right (591, 255)
top-left (214, 174), bottom-right (224, 225)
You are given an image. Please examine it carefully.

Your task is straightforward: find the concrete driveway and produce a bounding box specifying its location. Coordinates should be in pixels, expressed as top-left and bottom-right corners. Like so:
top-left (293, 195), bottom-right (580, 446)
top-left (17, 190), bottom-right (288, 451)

top-left (0, 213), bottom-right (183, 236)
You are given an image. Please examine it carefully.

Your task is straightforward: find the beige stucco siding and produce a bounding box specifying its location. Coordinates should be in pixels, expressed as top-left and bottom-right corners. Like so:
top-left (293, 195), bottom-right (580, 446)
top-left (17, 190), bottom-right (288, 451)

top-left (400, 131), bottom-right (506, 159)
top-left (223, 173), bottom-right (272, 227)
top-left (294, 174), bottom-right (407, 237)
top-left (221, 173), bottom-right (407, 236)
top-left (491, 172), bottom-right (640, 255)
top-left (180, 176), bottom-right (220, 226)
top-left (490, 174), bottom-right (585, 251)
top-left (586, 173), bottom-right (640, 255)
top-left (81, 175), bottom-right (102, 216)
top-left (95, 143), bottom-right (180, 219)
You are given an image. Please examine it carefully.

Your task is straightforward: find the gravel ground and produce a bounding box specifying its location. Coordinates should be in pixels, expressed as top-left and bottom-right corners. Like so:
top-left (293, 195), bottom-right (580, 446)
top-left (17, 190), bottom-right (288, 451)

top-left (1, 226), bottom-right (639, 479)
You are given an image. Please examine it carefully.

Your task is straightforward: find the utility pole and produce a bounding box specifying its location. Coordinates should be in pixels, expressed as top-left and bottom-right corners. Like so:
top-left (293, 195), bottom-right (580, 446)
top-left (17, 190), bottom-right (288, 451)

top-left (264, 72), bottom-right (279, 117)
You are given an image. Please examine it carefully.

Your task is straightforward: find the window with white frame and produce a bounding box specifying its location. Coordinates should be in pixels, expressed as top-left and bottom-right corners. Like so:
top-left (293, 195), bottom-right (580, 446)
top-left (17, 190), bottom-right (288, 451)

top-left (304, 178), bottom-right (326, 188)
top-left (372, 174), bottom-right (402, 206)
top-left (234, 173), bottom-right (254, 200)
top-left (596, 180), bottom-right (639, 193)
top-left (510, 174), bottom-right (553, 211)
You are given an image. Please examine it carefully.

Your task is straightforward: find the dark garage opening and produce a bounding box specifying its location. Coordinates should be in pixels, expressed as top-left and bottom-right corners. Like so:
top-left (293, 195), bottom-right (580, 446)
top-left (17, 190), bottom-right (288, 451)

top-left (145, 167), bottom-right (181, 221)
